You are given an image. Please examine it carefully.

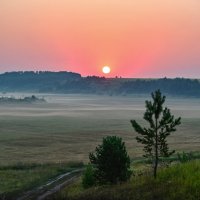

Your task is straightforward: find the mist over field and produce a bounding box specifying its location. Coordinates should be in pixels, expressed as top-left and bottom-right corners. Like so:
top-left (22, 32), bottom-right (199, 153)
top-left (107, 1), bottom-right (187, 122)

top-left (0, 93), bottom-right (199, 165)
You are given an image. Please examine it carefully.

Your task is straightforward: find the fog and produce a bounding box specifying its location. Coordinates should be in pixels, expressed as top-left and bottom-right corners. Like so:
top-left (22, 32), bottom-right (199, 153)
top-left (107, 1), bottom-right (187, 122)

top-left (0, 93), bottom-right (200, 118)
top-left (0, 93), bottom-right (199, 164)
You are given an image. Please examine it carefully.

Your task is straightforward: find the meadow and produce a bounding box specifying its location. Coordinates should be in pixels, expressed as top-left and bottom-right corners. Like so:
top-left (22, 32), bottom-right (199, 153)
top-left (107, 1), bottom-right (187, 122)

top-left (0, 93), bottom-right (200, 165)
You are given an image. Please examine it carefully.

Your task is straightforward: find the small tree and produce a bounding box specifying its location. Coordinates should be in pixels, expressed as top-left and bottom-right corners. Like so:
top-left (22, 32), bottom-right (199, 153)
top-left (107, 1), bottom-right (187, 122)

top-left (131, 90), bottom-right (181, 178)
top-left (89, 136), bottom-right (132, 185)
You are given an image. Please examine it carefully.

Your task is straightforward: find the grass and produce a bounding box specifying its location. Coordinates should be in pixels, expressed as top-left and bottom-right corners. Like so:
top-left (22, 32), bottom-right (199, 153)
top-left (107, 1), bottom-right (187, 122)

top-left (0, 162), bottom-right (83, 199)
top-left (53, 160), bottom-right (200, 200)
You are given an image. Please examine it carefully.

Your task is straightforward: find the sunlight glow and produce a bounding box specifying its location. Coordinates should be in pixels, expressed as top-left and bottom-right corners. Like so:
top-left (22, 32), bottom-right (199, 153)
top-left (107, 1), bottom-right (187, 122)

top-left (102, 66), bottom-right (111, 74)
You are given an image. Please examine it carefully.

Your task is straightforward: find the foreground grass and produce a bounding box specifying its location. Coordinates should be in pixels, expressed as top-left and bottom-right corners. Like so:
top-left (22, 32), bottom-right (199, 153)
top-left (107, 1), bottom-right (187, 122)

top-left (53, 160), bottom-right (200, 200)
top-left (0, 162), bottom-right (83, 199)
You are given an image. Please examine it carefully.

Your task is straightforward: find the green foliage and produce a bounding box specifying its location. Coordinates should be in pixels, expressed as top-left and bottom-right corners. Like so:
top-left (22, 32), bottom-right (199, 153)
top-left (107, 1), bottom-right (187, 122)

top-left (131, 90), bottom-right (181, 178)
top-left (82, 164), bottom-right (95, 189)
top-left (177, 151), bottom-right (196, 163)
top-left (89, 136), bottom-right (132, 185)
top-left (56, 160), bottom-right (200, 200)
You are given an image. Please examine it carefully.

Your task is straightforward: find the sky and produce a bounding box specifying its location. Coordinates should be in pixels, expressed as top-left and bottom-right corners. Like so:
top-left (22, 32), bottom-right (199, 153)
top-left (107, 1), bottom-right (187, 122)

top-left (0, 0), bottom-right (200, 78)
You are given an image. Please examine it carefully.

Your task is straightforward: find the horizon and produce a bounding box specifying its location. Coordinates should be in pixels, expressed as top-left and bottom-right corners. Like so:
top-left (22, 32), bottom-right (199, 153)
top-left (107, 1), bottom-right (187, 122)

top-left (1, 0), bottom-right (200, 78)
top-left (0, 70), bottom-right (199, 80)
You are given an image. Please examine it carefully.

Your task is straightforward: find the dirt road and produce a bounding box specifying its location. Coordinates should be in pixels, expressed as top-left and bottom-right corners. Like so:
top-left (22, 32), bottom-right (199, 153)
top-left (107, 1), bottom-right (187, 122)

top-left (17, 169), bottom-right (83, 200)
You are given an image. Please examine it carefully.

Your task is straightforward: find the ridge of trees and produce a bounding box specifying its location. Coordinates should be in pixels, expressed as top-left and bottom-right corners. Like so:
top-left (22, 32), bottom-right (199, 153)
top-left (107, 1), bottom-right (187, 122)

top-left (0, 71), bottom-right (200, 97)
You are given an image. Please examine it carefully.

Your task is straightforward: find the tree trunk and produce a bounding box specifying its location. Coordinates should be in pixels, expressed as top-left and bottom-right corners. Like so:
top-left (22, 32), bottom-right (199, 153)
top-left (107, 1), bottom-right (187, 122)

top-left (154, 156), bottom-right (158, 178)
top-left (154, 118), bottom-right (158, 179)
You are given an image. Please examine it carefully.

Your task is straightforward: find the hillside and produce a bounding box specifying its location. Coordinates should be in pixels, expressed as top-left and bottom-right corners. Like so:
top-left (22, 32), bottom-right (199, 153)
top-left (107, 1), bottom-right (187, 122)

top-left (53, 160), bottom-right (200, 200)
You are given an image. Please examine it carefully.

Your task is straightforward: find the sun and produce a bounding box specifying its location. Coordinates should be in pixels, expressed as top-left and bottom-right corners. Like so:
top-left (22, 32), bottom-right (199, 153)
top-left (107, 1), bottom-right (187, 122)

top-left (102, 66), bottom-right (111, 74)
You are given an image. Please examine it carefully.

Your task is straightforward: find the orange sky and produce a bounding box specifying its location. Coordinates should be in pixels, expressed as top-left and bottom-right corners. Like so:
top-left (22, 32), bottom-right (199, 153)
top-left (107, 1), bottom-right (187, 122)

top-left (0, 0), bottom-right (200, 77)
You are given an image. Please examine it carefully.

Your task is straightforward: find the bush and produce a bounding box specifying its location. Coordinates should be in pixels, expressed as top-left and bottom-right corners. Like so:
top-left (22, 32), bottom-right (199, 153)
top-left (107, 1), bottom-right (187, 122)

top-left (177, 151), bottom-right (195, 163)
top-left (89, 136), bottom-right (132, 185)
top-left (82, 164), bottom-right (95, 189)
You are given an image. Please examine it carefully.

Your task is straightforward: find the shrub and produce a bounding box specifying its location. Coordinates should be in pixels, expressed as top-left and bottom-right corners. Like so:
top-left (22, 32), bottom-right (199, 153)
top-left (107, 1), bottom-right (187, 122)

top-left (82, 164), bottom-right (95, 189)
top-left (89, 136), bottom-right (132, 185)
top-left (177, 151), bottom-right (195, 163)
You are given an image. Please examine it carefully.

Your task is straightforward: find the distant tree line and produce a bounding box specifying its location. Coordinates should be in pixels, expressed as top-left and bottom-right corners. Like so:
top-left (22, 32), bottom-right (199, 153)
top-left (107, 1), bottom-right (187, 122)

top-left (118, 78), bottom-right (200, 97)
top-left (0, 71), bottom-right (200, 97)
top-left (0, 95), bottom-right (45, 104)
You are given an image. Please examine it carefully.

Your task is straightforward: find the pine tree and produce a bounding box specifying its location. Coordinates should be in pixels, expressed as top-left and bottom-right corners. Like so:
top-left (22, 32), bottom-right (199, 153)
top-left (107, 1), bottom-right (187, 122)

top-left (89, 136), bottom-right (132, 184)
top-left (131, 90), bottom-right (181, 178)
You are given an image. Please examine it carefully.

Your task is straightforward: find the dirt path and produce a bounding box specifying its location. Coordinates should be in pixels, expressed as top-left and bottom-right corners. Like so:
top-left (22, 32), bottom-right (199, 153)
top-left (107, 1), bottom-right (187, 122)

top-left (37, 174), bottom-right (80, 200)
top-left (17, 168), bottom-right (83, 200)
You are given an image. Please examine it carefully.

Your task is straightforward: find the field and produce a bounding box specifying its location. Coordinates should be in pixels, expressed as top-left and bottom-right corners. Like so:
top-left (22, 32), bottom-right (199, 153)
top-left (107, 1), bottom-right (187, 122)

top-left (0, 93), bottom-right (200, 166)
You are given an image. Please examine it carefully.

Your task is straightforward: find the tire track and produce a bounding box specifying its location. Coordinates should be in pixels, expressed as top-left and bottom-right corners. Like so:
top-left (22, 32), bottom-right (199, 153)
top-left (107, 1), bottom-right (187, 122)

top-left (17, 169), bottom-right (83, 200)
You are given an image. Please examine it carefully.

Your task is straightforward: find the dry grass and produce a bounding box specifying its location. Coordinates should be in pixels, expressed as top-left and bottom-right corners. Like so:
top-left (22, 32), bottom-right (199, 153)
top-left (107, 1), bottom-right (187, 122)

top-left (0, 94), bottom-right (200, 165)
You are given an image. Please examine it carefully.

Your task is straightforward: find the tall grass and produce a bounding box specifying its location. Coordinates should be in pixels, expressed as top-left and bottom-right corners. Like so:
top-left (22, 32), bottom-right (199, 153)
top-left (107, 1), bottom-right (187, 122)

top-left (0, 162), bottom-right (83, 198)
top-left (53, 160), bottom-right (200, 200)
